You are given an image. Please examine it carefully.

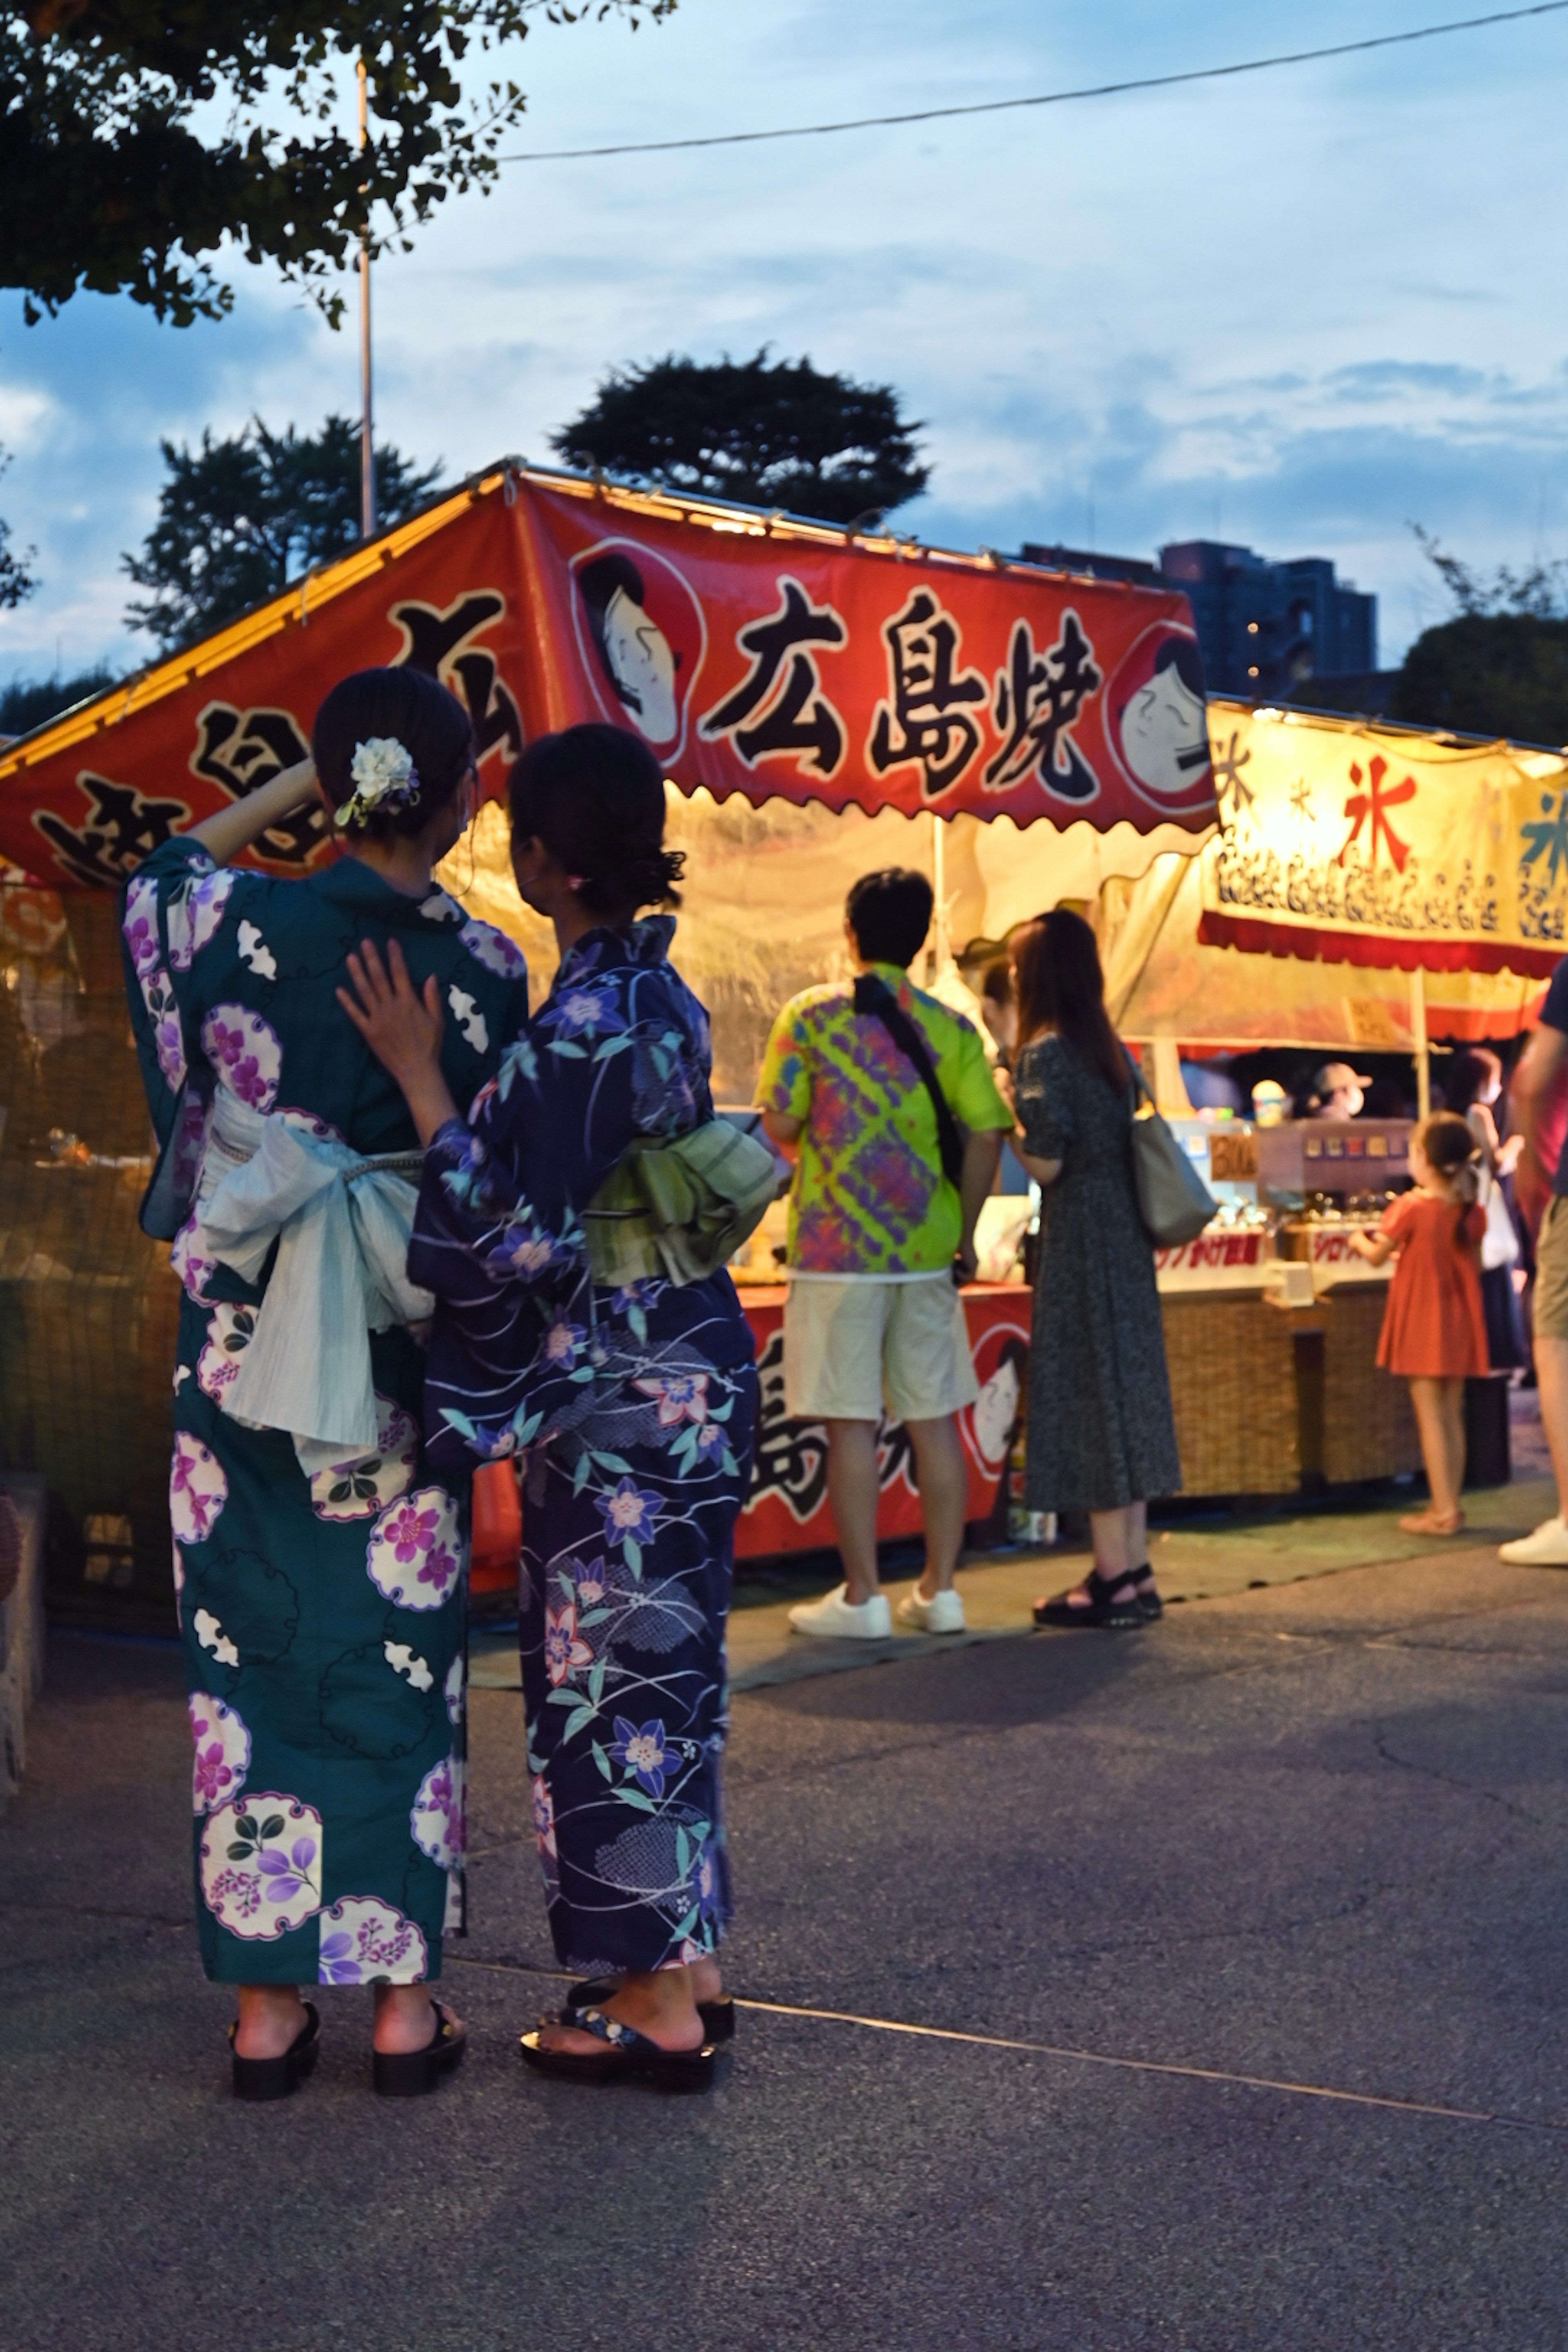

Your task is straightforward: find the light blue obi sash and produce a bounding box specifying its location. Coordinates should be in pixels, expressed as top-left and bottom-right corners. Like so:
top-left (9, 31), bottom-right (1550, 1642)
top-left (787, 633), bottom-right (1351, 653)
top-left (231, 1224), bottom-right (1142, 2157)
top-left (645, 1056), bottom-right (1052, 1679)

top-left (192, 1091), bottom-right (433, 1452)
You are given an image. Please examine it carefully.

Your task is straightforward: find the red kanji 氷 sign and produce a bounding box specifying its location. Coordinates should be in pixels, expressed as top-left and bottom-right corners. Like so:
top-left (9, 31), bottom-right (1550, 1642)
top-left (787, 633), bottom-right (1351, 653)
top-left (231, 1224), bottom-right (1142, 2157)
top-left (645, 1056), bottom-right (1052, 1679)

top-left (1336, 755), bottom-right (1417, 873)
top-left (0, 466), bottom-right (1216, 890)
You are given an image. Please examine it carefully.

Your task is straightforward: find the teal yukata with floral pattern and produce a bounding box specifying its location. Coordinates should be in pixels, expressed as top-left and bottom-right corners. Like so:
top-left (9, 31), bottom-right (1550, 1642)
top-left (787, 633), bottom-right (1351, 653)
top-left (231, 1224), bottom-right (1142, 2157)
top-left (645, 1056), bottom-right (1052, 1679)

top-left (122, 837), bottom-right (531, 1985)
top-left (409, 916), bottom-right (758, 1978)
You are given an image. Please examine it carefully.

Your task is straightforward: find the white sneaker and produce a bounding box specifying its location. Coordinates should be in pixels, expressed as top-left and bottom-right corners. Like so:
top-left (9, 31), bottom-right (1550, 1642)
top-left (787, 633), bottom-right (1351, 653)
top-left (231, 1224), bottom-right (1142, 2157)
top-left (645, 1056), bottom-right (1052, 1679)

top-left (1499, 1515), bottom-right (1568, 1566)
top-left (896, 1585), bottom-right (966, 1634)
top-left (787, 1583), bottom-right (892, 1639)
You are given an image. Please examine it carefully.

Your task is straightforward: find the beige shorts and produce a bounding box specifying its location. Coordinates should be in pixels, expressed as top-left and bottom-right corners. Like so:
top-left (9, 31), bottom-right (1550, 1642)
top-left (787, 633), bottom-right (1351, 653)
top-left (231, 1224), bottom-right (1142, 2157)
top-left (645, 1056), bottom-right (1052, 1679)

top-left (1535, 1196), bottom-right (1568, 1341)
top-left (783, 1274), bottom-right (980, 1423)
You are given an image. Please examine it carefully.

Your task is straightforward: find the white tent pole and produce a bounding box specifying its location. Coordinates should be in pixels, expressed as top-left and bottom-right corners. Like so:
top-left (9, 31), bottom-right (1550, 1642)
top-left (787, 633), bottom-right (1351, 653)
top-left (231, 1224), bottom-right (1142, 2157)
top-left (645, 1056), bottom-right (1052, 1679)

top-left (931, 808), bottom-right (949, 973)
top-left (357, 58), bottom-right (376, 542)
top-left (1410, 965), bottom-right (1430, 1121)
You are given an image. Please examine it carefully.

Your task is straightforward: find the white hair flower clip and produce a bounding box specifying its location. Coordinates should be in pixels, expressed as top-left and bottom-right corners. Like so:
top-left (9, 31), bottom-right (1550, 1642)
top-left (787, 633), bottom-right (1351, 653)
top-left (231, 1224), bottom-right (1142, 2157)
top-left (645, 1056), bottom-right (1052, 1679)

top-left (335, 736), bottom-right (422, 830)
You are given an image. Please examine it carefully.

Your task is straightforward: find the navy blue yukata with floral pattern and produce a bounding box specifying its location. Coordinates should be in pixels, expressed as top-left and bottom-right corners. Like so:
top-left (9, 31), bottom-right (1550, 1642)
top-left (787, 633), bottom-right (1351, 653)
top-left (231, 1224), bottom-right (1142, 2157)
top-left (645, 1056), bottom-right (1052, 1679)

top-left (410, 915), bottom-right (758, 1977)
top-left (121, 838), bottom-right (531, 1986)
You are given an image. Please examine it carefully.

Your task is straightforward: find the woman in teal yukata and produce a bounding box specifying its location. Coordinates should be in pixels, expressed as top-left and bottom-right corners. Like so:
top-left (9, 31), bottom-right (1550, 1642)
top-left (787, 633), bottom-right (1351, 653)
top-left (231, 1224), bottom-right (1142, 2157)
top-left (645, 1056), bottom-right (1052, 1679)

top-left (122, 666), bottom-right (530, 2100)
top-left (341, 723), bottom-right (758, 2093)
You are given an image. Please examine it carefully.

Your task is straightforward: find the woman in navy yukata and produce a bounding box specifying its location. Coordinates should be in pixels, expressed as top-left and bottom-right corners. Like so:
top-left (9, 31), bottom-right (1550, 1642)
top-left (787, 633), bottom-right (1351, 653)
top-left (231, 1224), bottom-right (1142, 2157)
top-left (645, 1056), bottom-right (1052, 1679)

top-left (341, 722), bottom-right (758, 2093)
top-left (122, 667), bottom-right (531, 2102)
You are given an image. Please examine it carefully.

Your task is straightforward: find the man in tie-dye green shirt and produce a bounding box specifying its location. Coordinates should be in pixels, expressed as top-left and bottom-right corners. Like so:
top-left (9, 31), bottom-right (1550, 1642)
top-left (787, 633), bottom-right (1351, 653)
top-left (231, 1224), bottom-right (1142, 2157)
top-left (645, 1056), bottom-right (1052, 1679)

top-left (756, 868), bottom-right (1011, 1644)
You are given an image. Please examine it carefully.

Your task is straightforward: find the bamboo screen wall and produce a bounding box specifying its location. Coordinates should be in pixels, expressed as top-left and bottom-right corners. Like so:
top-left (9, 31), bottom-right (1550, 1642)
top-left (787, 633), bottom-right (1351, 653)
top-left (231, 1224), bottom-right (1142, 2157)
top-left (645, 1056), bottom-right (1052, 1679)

top-left (0, 882), bottom-right (180, 1628)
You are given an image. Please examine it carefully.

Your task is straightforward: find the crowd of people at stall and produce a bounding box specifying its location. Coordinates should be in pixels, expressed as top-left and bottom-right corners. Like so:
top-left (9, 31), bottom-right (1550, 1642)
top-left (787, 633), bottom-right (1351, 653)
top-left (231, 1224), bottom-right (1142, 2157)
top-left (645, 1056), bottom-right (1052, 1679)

top-left (119, 660), bottom-right (1568, 2105)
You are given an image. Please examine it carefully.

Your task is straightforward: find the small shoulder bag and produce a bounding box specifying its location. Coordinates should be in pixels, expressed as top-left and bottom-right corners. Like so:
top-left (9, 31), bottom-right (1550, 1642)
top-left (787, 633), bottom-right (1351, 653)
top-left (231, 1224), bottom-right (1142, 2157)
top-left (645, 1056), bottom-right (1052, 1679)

top-left (1128, 1064), bottom-right (1218, 1246)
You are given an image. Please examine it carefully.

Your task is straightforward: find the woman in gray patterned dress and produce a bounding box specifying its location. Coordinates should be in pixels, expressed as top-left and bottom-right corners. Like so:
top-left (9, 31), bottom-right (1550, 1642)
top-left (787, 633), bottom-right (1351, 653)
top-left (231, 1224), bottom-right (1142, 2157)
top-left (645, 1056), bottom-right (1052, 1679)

top-left (1009, 908), bottom-right (1180, 1629)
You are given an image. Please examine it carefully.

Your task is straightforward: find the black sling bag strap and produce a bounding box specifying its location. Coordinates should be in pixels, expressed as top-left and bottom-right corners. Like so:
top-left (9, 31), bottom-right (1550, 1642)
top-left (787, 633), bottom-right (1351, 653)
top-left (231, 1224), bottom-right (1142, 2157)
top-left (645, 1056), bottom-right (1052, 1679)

top-left (852, 973), bottom-right (965, 1186)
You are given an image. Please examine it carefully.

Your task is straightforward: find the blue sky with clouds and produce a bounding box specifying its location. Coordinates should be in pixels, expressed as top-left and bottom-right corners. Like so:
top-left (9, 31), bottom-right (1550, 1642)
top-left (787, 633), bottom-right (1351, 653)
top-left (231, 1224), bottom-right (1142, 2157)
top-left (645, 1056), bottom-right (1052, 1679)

top-left (4, 0), bottom-right (1568, 684)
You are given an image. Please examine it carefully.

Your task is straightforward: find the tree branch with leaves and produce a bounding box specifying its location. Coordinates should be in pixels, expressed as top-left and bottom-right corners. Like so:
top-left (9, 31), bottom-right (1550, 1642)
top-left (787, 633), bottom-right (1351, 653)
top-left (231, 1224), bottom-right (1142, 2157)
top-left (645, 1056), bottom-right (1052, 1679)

top-left (2, 0), bottom-right (673, 327)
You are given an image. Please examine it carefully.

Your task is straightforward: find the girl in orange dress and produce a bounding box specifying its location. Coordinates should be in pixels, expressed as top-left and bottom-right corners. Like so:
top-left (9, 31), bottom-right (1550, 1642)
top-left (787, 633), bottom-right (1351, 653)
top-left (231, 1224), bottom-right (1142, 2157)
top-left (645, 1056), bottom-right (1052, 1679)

top-left (1350, 1111), bottom-right (1488, 1536)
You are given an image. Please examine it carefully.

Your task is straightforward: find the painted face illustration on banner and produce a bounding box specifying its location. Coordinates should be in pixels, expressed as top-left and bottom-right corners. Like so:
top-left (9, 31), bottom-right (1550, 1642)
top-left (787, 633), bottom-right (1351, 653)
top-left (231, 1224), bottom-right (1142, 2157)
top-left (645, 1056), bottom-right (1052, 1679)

top-left (572, 543), bottom-right (707, 759)
top-left (1105, 628), bottom-right (1214, 809)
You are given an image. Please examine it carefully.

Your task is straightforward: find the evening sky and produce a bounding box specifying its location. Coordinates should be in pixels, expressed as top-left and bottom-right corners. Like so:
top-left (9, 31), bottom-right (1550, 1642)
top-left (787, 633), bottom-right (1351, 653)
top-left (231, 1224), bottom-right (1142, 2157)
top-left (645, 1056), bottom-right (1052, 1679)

top-left (2, 0), bottom-right (1566, 681)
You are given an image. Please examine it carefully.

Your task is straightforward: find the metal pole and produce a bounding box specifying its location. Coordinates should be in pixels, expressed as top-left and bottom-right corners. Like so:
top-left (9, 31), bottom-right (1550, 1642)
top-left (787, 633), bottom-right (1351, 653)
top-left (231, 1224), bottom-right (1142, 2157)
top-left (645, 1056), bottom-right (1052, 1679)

top-left (1410, 965), bottom-right (1430, 1121)
top-left (357, 58), bottom-right (375, 541)
top-left (929, 808), bottom-right (951, 984)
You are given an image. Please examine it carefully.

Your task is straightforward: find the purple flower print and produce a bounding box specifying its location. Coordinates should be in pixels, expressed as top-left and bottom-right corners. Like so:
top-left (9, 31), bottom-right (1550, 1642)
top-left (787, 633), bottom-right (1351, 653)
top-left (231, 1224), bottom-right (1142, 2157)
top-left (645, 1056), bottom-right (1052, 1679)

top-left (383, 1499), bottom-right (441, 1565)
top-left (122, 909), bottom-right (159, 977)
top-left (318, 1930), bottom-right (363, 1984)
top-left (633, 1372), bottom-right (709, 1428)
top-left (543, 1318), bottom-right (586, 1371)
top-left (574, 1559), bottom-right (610, 1607)
top-left (154, 1013), bottom-right (186, 1090)
top-left (169, 1434), bottom-right (227, 1544)
top-left (551, 982), bottom-right (624, 1042)
top-left (485, 1219), bottom-right (556, 1280)
top-left (692, 1420), bottom-right (728, 1463)
top-left (610, 1281), bottom-right (657, 1319)
top-left (227, 1054), bottom-right (269, 1109)
top-left (192, 1740), bottom-right (236, 1806)
top-left (543, 1602), bottom-right (593, 1688)
top-left (206, 1015), bottom-right (247, 1071)
top-left (202, 1004), bottom-right (282, 1111)
top-left (208, 1866), bottom-right (263, 1920)
top-left (203, 1794), bottom-right (323, 1936)
top-left (256, 1835), bottom-right (318, 1904)
top-left (410, 1756), bottom-right (465, 1867)
top-left (318, 1897), bottom-right (425, 1985)
top-left (531, 1773), bottom-right (557, 1858)
top-left (416, 1541), bottom-right (459, 1601)
top-left (595, 1477), bottom-right (661, 1549)
top-left (610, 1715), bottom-right (675, 1798)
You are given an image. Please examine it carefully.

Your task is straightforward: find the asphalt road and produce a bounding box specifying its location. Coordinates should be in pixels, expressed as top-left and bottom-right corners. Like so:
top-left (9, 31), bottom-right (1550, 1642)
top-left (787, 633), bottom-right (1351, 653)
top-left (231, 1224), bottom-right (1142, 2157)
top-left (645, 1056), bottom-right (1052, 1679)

top-left (5, 1543), bottom-right (1568, 2351)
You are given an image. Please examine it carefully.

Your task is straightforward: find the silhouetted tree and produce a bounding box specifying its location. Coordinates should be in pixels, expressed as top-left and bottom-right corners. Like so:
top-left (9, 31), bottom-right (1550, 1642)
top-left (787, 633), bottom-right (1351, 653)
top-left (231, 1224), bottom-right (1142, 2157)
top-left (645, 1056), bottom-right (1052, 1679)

top-left (1391, 528), bottom-right (1568, 742)
top-left (0, 449), bottom-right (37, 611)
top-left (123, 414), bottom-right (442, 652)
top-left (552, 350), bottom-right (929, 526)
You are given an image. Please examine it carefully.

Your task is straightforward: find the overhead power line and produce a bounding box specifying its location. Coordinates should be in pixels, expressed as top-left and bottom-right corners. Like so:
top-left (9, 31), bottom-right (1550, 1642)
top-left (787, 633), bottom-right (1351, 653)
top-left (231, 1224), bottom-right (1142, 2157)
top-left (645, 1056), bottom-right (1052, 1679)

top-left (498, 2), bottom-right (1568, 164)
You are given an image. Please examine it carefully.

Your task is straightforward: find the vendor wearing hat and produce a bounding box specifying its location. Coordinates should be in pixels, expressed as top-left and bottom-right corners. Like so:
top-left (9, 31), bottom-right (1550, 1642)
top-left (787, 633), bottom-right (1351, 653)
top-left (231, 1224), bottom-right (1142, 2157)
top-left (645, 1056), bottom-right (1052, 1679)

top-left (1307, 1061), bottom-right (1371, 1119)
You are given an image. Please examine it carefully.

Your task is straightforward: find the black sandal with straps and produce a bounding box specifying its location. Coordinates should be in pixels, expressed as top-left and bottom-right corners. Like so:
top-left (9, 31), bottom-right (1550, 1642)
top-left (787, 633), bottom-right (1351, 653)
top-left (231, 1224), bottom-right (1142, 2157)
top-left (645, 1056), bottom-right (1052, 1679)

top-left (1133, 1566), bottom-right (1163, 1621)
top-left (372, 2000), bottom-right (468, 2098)
top-left (520, 2007), bottom-right (716, 2094)
top-left (1033, 1568), bottom-right (1146, 1630)
top-left (229, 2000), bottom-right (321, 2103)
top-left (565, 1975), bottom-right (736, 2044)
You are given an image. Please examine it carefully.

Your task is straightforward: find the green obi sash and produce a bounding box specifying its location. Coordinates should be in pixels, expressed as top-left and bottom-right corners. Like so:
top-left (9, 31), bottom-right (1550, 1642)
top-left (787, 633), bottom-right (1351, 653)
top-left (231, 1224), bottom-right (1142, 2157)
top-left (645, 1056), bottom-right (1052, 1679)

top-left (582, 1119), bottom-right (779, 1290)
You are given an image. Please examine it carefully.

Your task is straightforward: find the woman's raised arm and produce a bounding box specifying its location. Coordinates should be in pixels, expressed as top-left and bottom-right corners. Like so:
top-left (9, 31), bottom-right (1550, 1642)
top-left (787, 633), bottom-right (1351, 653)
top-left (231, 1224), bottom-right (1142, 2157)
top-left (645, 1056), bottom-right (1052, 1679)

top-left (187, 757), bottom-right (319, 868)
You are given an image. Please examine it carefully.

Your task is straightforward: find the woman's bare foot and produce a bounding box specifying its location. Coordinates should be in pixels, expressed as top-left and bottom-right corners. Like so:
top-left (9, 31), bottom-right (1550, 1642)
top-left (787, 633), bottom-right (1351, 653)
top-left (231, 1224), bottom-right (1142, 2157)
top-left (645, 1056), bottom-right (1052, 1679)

top-left (234, 1984), bottom-right (310, 2060)
top-left (1399, 1508), bottom-right (1465, 1537)
top-left (689, 1955), bottom-right (724, 2006)
top-left (374, 1982), bottom-right (463, 2054)
top-left (538, 1966), bottom-right (705, 2056)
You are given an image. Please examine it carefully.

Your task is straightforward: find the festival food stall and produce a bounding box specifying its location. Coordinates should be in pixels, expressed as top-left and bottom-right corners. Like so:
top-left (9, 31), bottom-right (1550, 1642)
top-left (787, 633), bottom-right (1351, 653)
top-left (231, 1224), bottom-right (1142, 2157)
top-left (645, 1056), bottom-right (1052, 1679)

top-left (0, 462), bottom-right (1217, 1609)
top-left (1084, 699), bottom-right (1568, 1497)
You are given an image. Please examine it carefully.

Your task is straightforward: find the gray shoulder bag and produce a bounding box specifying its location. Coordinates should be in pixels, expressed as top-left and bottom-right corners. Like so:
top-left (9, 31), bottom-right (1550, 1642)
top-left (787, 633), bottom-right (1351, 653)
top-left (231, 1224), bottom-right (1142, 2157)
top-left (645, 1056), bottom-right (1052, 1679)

top-left (1128, 1067), bottom-right (1218, 1246)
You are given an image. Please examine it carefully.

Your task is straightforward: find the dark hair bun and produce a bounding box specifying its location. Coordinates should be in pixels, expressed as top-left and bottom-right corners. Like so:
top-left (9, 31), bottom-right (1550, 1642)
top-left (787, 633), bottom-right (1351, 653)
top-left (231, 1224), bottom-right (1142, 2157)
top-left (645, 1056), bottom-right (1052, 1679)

top-left (312, 667), bottom-right (474, 841)
top-left (507, 724), bottom-right (682, 915)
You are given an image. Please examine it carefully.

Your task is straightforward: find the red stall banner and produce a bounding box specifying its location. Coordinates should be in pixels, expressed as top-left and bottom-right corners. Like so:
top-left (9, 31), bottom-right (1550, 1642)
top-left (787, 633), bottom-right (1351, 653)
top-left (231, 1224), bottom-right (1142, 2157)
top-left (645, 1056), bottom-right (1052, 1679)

top-left (734, 1284), bottom-right (1031, 1560)
top-left (0, 464), bottom-right (1215, 890)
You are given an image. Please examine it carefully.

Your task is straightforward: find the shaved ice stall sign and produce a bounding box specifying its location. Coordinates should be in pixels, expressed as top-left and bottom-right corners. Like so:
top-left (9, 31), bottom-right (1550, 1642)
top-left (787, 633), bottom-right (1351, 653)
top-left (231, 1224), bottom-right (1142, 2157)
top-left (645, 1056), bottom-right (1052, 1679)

top-left (1197, 703), bottom-right (1568, 978)
top-left (0, 470), bottom-right (1217, 892)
